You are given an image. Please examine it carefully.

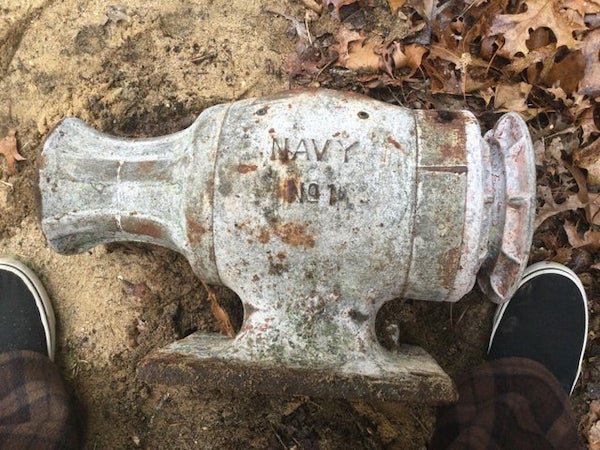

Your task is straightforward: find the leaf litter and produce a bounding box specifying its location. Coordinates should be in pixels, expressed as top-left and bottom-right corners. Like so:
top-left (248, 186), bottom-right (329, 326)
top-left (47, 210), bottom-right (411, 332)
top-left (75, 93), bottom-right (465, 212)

top-left (282, 0), bottom-right (600, 444)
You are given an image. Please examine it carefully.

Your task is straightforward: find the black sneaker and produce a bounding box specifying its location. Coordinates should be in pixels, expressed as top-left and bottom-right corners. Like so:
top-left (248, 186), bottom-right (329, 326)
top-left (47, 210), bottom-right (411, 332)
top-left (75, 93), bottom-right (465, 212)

top-left (488, 261), bottom-right (588, 395)
top-left (0, 257), bottom-right (55, 359)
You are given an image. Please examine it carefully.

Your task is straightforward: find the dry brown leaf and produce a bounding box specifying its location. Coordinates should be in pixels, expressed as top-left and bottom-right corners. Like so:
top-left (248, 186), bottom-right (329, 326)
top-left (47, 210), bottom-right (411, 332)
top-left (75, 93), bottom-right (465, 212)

top-left (493, 82), bottom-right (532, 112)
top-left (489, 0), bottom-right (584, 57)
top-left (0, 129), bottom-right (25, 175)
top-left (561, 0), bottom-right (600, 16)
top-left (377, 42), bottom-right (396, 77)
top-left (199, 279), bottom-right (235, 337)
top-left (388, 0), bottom-right (407, 14)
top-left (332, 27), bottom-right (364, 64)
top-left (542, 50), bottom-right (585, 94)
top-left (590, 422), bottom-right (600, 450)
top-left (580, 106), bottom-right (600, 143)
top-left (507, 45), bottom-right (555, 75)
top-left (345, 39), bottom-right (385, 72)
top-left (398, 43), bottom-right (428, 76)
top-left (208, 290), bottom-right (235, 337)
top-left (583, 400), bottom-right (600, 450)
top-left (574, 138), bottom-right (600, 185)
top-left (536, 186), bottom-right (585, 228)
top-left (302, 0), bottom-right (323, 14)
top-left (564, 160), bottom-right (600, 227)
top-left (564, 221), bottom-right (600, 251)
top-left (579, 29), bottom-right (600, 97)
top-left (324, 0), bottom-right (358, 19)
top-left (546, 86), bottom-right (569, 103)
top-left (552, 246), bottom-right (573, 264)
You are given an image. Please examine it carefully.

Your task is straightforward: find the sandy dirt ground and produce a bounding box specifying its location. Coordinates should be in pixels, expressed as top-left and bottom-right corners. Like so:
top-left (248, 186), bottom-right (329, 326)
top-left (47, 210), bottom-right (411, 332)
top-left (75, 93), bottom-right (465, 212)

top-left (1, 1), bottom-right (527, 448)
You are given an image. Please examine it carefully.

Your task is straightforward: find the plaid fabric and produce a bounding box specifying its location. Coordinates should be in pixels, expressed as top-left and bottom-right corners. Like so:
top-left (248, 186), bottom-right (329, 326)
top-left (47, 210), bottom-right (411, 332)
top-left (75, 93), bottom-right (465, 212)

top-left (430, 357), bottom-right (583, 450)
top-left (0, 351), bottom-right (79, 450)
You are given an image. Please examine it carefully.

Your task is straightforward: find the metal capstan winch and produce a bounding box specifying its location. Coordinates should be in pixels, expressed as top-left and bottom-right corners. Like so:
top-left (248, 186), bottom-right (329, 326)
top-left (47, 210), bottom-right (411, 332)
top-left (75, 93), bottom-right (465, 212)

top-left (38, 89), bottom-right (535, 402)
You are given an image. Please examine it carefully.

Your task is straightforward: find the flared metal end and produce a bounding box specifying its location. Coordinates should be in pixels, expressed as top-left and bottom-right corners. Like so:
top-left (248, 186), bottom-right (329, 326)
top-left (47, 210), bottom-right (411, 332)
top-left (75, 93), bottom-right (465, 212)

top-left (477, 113), bottom-right (536, 303)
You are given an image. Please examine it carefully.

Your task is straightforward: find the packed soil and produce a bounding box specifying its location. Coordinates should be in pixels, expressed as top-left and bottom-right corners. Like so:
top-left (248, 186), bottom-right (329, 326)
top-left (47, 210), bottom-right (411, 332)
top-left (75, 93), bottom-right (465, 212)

top-left (0, 1), bottom-right (593, 449)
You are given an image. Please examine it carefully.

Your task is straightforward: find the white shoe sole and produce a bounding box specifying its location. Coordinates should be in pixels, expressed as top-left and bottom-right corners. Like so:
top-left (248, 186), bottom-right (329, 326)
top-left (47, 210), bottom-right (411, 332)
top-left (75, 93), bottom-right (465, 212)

top-left (488, 261), bottom-right (588, 395)
top-left (0, 257), bottom-right (55, 360)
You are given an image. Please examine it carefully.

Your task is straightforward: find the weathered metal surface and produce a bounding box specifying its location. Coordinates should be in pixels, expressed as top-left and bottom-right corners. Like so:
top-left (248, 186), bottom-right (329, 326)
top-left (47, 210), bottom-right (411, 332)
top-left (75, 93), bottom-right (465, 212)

top-left (138, 334), bottom-right (456, 403)
top-left (38, 89), bottom-right (535, 401)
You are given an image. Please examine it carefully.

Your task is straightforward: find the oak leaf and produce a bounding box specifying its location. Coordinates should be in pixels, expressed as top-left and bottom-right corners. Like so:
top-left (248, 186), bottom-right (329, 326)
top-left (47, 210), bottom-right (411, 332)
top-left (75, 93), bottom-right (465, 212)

top-left (564, 221), bottom-right (600, 252)
top-left (564, 160), bottom-right (600, 226)
top-left (574, 138), bottom-right (600, 185)
top-left (324, 0), bottom-right (358, 19)
top-left (535, 186), bottom-right (585, 229)
top-left (345, 39), bottom-right (384, 72)
top-left (388, 0), bottom-right (407, 14)
top-left (583, 400), bottom-right (600, 450)
top-left (0, 130), bottom-right (25, 175)
top-left (331, 26), bottom-right (363, 63)
top-left (489, 0), bottom-right (584, 57)
top-left (580, 106), bottom-right (600, 143)
top-left (560, 0), bottom-right (600, 17)
top-left (393, 43), bottom-right (428, 77)
top-left (301, 0), bottom-right (323, 14)
top-left (579, 29), bottom-right (600, 97)
top-left (493, 82), bottom-right (532, 112)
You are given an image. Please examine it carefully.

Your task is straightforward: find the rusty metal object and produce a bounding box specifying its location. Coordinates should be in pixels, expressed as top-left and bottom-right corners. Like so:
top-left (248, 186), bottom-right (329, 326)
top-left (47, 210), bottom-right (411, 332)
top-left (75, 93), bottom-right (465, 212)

top-left (38, 89), bottom-right (535, 402)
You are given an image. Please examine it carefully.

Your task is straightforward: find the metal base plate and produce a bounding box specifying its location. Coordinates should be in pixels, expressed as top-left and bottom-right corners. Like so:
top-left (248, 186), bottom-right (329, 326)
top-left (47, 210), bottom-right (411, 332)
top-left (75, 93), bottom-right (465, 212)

top-left (138, 333), bottom-right (457, 403)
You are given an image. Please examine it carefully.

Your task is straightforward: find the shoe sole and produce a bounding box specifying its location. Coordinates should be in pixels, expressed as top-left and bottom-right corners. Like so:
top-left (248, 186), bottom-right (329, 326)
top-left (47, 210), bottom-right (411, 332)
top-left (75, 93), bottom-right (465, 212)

top-left (0, 257), bottom-right (55, 360)
top-left (488, 261), bottom-right (588, 395)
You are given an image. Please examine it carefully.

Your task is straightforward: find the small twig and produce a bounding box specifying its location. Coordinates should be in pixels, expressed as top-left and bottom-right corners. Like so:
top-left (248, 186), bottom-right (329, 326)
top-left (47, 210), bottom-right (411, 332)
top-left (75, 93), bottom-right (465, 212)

top-left (314, 58), bottom-right (337, 82)
top-left (269, 423), bottom-right (287, 449)
top-left (0, 180), bottom-right (13, 188)
top-left (304, 14), bottom-right (313, 45)
top-left (544, 126), bottom-right (578, 140)
top-left (456, 304), bottom-right (471, 325)
top-left (190, 51), bottom-right (217, 64)
top-left (386, 87), bottom-right (404, 107)
top-left (409, 409), bottom-right (430, 435)
top-left (149, 392), bottom-right (171, 427)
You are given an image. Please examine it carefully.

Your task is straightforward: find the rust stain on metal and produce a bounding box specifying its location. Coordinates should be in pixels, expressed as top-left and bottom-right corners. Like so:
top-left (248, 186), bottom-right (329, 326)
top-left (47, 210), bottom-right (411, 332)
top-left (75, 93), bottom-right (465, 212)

top-left (438, 246), bottom-right (462, 290)
top-left (139, 161), bottom-right (157, 172)
top-left (387, 136), bottom-right (403, 151)
top-left (279, 176), bottom-right (300, 203)
top-left (420, 166), bottom-right (468, 174)
top-left (268, 128), bottom-right (275, 134)
top-left (271, 220), bottom-right (315, 248)
top-left (268, 257), bottom-right (288, 275)
top-left (440, 143), bottom-right (465, 160)
top-left (257, 229), bottom-right (271, 244)
top-left (186, 214), bottom-right (207, 245)
top-left (276, 252), bottom-right (287, 260)
top-left (237, 164), bottom-right (258, 174)
top-left (120, 217), bottom-right (168, 240)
